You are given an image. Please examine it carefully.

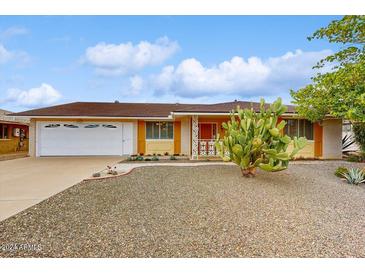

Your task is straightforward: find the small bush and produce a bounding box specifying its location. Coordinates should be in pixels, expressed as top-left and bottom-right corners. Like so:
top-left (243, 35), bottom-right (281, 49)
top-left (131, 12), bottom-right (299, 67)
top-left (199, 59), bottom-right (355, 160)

top-left (342, 168), bottom-right (365, 185)
top-left (157, 153), bottom-right (162, 156)
top-left (135, 156), bottom-right (144, 161)
top-left (111, 170), bottom-right (118, 176)
top-left (335, 167), bottom-right (348, 178)
top-left (126, 156), bottom-right (133, 161)
top-left (151, 156), bottom-right (159, 161)
top-left (92, 172), bottom-right (101, 177)
top-left (347, 155), bottom-right (362, 162)
top-left (145, 158), bottom-right (151, 161)
top-left (173, 153), bottom-right (179, 156)
top-left (164, 152), bottom-right (169, 156)
top-left (170, 155), bottom-right (177, 160)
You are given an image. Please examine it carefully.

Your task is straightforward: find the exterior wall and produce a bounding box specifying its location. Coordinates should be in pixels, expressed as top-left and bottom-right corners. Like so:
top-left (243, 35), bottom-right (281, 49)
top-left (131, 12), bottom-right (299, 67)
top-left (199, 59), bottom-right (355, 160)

top-left (0, 122), bottom-right (29, 154)
top-left (173, 121), bottom-right (181, 155)
top-left (132, 120), bottom-right (138, 155)
top-left (286, 141), bottom-right (315, 158)
top-left (145, 140), bottom-right (174, 155)
top-left (313, 122), bottom-right (323, 157)
top-left (322, 119), bottom-right (343, 159)
top-left (187, 115), bottom-right (322, 159)
top-left (138, 120), bottom-right (179, 155)
top-left (180, 117), bottom-right (190, 156)
top-left (137, 120), bottom-right (146, 155)
top-left (29, 119), bottom-right (36, 157)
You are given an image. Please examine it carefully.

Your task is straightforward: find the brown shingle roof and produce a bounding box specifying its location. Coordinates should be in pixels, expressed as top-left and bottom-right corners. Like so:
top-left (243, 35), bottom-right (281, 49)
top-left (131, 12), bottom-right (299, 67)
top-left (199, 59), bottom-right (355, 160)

top-left (10, 101), bottom-right (296, 117)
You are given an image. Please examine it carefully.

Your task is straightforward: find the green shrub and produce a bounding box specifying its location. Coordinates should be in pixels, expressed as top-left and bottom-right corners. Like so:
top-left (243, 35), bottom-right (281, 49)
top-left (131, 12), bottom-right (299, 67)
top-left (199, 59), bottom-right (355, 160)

top-left (170, 155), bottom-right (177, 160)
top-left (342, 168), bottom-right (365, 185)
top-left (335, 167), bottom-right (348, 178)
top-left (135, 156), bottom-right (144, 161)
top-left (151, 156), bottom-right (159, 161)
top-left (145, 158), bottom-right (151, 161)
top-left (92, 172), bottom-right (101, 177)
top-left (347, 154), bottom-right (363, 162)
top-left (353, 123), bottom-right (365, 152)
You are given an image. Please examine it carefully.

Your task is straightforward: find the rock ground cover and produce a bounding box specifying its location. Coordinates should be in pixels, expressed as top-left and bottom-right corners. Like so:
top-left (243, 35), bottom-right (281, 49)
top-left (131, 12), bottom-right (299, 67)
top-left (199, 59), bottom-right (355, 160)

top-left (1, 161), bottom-right (364, 257)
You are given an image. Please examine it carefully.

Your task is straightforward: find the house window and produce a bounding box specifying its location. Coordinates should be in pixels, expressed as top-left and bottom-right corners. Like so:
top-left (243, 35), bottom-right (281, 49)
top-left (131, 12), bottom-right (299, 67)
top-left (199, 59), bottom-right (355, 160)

top-left (284, 119), bottom-right (313, 140)
top-left (0, 124), bottom-right (9, 139)
top-left (146, 122), bottom-right (173, 139)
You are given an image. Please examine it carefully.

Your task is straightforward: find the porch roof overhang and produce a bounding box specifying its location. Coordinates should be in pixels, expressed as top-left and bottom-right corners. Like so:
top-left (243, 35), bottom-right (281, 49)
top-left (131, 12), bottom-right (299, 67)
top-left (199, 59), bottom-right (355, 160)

top-left (170, 111), bottom-right (338, 120)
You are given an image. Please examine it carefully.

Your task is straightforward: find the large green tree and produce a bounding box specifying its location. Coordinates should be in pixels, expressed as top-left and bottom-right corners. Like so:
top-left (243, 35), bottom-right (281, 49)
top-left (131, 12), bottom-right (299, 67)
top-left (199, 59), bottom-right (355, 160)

top-left (291, 16), bottom-right (365, 122)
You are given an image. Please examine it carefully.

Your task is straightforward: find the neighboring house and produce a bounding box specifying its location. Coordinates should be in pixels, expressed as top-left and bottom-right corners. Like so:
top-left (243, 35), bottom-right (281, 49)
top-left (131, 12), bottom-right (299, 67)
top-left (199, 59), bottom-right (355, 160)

top-left (0, 108), bottom-right (29, 154)
top-left (10, 101), bottom-right (343, 159)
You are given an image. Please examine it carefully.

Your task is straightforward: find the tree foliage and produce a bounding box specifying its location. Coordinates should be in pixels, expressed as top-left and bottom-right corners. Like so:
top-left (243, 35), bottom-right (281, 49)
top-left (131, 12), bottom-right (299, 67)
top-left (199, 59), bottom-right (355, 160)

top-left (215, 98), bottom-right (307, 177)
top-left (291, 16), bottom-right (365, 122)
top-left (352, 123), bottom-right (365, 152)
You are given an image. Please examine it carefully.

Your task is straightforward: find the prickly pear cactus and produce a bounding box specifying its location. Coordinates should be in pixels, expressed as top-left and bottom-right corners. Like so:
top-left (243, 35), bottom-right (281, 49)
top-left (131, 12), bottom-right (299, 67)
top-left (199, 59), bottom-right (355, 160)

top-left (215, 98), bottom-right (307, 177)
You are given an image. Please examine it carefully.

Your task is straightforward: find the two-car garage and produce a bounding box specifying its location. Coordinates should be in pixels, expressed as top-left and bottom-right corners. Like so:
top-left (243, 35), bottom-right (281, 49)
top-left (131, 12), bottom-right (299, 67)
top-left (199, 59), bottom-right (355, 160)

top-left (36, 121), bottom-right (135, 156)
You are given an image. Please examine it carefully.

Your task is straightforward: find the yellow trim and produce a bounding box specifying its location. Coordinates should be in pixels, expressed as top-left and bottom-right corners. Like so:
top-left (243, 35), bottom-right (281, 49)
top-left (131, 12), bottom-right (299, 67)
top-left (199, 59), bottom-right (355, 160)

top-left (137, 120), bottom-right (146, 155)
top-left (174, 121), bottom-right (181, 154)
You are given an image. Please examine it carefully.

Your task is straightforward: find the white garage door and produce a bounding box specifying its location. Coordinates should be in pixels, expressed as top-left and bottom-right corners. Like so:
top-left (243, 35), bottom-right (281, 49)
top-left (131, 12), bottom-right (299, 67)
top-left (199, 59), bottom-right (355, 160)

top-left (37, 122), bottom-right (133, 156)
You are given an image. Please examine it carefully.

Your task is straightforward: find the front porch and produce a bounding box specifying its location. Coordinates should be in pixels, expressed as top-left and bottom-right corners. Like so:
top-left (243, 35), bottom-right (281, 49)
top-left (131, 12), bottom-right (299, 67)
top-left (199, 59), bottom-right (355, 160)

top-left (190, 115), bottom-right (229, 160)
top-left (187, 114), bottom-right (323, 160)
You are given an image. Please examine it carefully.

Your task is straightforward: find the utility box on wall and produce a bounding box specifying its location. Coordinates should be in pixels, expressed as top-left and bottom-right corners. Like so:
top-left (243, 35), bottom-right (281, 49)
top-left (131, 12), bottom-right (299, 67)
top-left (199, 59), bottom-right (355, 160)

top-left (13, 128), bottom-right (20, 137)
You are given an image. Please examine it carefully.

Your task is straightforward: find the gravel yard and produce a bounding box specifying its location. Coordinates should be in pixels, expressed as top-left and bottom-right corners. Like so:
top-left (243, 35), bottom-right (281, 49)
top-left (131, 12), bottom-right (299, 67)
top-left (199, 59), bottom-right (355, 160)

top-left (1, 161), bottom-right (365, 258)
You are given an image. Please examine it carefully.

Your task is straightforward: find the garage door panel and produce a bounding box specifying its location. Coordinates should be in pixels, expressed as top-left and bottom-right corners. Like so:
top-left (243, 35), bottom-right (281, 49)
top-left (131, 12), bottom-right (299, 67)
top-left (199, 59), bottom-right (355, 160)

top-left (37, 122), bottom-right (132, 156)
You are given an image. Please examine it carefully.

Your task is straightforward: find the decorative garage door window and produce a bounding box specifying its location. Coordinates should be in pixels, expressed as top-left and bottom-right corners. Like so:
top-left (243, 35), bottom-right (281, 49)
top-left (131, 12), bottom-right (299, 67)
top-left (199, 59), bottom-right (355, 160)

top-left (64, 124), bottom-right (79, 128)
top-left (146, 121), bottom-right (173, 139)
top-left (102, 124), bottom-right (117, 128)
top-left (44, 124), bottom-right (60, 128)
top-left (84, 124), bottom-right (99, 128)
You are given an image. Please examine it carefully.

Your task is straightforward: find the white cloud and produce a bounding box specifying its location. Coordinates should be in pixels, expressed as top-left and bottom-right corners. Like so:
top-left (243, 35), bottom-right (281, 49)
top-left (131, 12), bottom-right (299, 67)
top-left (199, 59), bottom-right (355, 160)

top-left (83, 36), bottom-right (179, 76)
top-left (0, 26), bottom-right (28, 40)
top-left (127, 75), bottom-right (144, 95)
top-left (0, 43), bottom-right (31, 66)
top-left (0, 44), bottom-right (12, 63)
top-left (152, 49), bottom-right (332, 98)
top-left (4, 83), bottom-right (62, 107)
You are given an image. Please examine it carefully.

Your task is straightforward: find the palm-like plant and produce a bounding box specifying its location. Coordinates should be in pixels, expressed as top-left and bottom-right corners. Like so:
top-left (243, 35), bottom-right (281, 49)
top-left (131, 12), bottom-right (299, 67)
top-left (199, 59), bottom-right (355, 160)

top-left (341, 168), bottom-right (365, 185)
top-left (342, 134), bottom-right (356, 153)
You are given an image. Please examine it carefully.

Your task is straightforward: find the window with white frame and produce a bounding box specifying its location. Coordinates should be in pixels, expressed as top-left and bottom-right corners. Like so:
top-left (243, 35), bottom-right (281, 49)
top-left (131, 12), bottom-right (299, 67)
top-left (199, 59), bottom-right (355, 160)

top-left (146, 122), bottom-right (173, 139)
top-left (284, 119), bottom-right (313, 140)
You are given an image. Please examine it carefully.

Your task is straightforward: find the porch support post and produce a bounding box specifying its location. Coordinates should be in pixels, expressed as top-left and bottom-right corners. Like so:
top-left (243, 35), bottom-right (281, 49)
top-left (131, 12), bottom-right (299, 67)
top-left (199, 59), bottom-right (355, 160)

top-left (191, 115), bottom-right (199, 160)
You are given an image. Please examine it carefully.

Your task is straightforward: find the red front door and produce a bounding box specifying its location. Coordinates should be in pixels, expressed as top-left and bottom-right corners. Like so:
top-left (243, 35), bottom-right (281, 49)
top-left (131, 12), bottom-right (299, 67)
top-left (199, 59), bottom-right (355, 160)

top-left (199, 123), bottom-right (213, 139)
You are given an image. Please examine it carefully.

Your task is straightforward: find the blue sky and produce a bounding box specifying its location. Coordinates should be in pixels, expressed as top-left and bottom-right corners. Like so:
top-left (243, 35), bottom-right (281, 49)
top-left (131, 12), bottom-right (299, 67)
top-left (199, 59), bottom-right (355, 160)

top-left (0, 16), bottom-right (341, 111)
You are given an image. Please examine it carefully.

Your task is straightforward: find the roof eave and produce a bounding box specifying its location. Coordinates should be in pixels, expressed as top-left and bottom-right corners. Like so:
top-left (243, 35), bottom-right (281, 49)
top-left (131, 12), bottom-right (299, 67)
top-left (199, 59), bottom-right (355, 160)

top-left (6, 115), bottom-right (174, 120)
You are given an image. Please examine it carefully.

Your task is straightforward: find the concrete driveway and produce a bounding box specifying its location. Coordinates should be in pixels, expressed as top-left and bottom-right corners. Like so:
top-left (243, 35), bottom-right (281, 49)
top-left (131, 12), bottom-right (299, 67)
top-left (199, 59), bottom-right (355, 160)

top-left (0, 157), bottom-right (121, 221)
